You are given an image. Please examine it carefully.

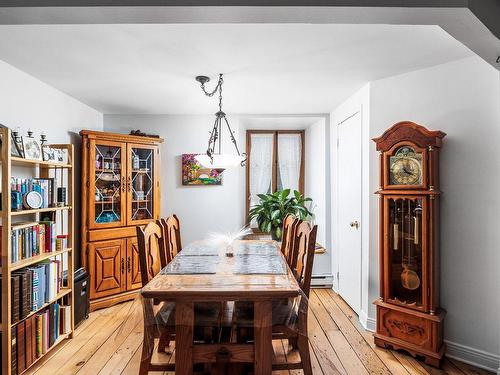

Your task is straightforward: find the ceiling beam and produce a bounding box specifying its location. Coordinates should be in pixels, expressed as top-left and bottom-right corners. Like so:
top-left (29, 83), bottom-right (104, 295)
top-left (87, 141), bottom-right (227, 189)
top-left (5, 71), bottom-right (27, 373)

top-left (0, 3), bottom-right (498, 70)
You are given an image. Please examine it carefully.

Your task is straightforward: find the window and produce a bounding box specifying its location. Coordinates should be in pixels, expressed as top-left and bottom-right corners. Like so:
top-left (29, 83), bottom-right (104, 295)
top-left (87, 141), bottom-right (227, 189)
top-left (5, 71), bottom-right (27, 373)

top-left (246, 130), bottom-right (305, 223)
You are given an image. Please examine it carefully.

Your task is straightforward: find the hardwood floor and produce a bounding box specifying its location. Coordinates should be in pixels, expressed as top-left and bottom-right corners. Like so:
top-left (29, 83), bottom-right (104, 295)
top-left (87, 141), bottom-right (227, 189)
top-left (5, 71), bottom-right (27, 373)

top-left (29, 288), bottom-right (493, 375)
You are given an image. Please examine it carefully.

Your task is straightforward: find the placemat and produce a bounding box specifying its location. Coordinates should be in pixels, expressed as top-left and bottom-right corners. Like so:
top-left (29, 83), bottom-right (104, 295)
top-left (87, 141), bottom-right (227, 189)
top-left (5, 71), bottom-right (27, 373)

top-left (233, 254), bottom-right (286, 275)
top-left (161, 256), bottom-right (219, 274)
top-left (177, 243), bottom-right (219, 256)
top-left (235, 242), bottom-right (279, 256)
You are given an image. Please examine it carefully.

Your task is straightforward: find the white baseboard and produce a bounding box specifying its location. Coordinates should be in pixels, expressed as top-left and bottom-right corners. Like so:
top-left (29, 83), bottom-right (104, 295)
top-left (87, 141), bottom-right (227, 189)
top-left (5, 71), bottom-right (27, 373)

top-left (359, 310), bottom-right (376, 332)
top-left (363, 316), bottom-right (499, 372)
top-left (311, 274), bottom-right (333, 287)
top-left (444, 340), bottom-right (500, 373)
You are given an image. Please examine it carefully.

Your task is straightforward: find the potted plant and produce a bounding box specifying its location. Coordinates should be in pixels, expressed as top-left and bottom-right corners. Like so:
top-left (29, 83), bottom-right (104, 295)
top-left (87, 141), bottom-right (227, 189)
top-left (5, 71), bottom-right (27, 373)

top-left (248, 189), bottom-right (313, 240)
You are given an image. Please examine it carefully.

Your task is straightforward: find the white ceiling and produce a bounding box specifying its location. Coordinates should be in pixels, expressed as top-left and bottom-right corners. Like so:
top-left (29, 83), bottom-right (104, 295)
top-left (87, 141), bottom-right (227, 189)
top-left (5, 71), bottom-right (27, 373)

top-left (0, 24), bottom-right (472, 115)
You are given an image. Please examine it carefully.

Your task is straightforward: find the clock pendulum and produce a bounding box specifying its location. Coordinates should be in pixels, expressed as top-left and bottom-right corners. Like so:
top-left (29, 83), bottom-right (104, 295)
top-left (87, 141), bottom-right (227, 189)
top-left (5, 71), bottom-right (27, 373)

top-left (401, 199), bottom-right (420, 291)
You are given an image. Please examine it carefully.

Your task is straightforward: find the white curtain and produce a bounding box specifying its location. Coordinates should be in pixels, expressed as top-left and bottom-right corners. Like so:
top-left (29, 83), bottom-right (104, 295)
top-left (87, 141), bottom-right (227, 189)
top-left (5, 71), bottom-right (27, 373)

top-left (249, 134), bottom-right (273, 214)
top-left (277, 134), bottom-right (302, 192)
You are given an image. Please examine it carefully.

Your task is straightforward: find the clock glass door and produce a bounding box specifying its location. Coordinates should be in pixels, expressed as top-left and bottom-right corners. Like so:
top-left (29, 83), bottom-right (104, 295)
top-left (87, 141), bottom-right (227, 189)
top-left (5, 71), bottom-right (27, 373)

top-left (386, 196), bottom-right (427, 310)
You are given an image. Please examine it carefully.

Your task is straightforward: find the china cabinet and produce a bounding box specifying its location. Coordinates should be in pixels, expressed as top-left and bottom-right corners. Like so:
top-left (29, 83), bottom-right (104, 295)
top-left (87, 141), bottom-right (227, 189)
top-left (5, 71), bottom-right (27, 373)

top-left (373, 121), bottom-right (446, 367)
top-left (80, 130), bottom-right (163, 311)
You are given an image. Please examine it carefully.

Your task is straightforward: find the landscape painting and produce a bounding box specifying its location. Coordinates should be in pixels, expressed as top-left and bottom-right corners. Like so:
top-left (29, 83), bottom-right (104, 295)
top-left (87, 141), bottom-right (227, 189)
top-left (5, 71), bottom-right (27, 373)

top-left (182, 153), bottom-right (223, 186)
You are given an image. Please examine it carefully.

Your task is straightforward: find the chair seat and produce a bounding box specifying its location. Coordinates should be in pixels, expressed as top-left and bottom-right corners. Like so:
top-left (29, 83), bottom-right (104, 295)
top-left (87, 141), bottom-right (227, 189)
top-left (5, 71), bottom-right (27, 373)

top-left (156, 301), bottom-right (222, 328)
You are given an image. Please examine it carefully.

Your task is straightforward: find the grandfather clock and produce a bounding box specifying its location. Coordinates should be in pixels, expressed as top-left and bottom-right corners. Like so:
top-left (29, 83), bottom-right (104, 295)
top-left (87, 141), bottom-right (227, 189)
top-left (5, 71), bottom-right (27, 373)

top-left (373, 121), bottom-right (446, 367)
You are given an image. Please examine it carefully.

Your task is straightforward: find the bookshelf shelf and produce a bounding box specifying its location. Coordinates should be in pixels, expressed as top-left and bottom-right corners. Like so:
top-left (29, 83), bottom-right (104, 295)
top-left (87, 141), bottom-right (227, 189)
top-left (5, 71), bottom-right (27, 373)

top-left (11, 288), bottom-right (72, 328)
top-left (9, 248), bottom-right (72, 272)
top-left (1, 127), bottom-right (75, 375)
top-left (10, 156), bottom-right (72, 169)
top-left (11, 206), bottom-right (72, 216)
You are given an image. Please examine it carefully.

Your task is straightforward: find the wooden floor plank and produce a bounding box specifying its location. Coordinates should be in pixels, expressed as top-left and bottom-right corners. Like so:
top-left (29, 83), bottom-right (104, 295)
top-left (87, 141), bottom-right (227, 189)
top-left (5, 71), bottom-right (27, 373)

top-left (307, 304), bottom-right (345, 374)
top-left (308, 292), bottom-right (369, 375)
top-left (28, 289), bottom-right (492, 375)
top-left (78, 298), bottom-right (144, 374)
top-left (313, 289), bottom-right (392, 375)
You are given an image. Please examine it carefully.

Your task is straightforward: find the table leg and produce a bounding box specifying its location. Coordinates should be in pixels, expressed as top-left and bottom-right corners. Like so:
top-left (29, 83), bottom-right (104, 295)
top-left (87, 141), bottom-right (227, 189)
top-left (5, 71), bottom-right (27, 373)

top-left (254, 300), bottom-right (273, 375)
top-left (175, 301), bottom-right (194, 375)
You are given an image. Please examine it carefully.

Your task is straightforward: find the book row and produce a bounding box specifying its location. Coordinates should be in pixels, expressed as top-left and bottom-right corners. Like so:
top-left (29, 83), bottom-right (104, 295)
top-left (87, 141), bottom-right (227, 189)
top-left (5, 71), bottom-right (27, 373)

top-left (10, 303), bottom-right (71, 375)
top-left (4, 257), bottom-right (67, 324)
top-left (10, 221), bottom-right (59, 264)
top-left (10, 178), bottom-right (58, 210)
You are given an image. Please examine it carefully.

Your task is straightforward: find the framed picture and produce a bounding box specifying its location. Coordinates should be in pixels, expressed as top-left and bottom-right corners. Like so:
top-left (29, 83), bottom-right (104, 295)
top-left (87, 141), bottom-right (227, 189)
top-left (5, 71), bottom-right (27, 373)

top-left (42, 145), bottom-right (55, 161)
top-left (22, 137), bottom-right (43, 161)
top-left (10, 133), bottom-right (23, 157)
top-left (182, 153), bottom-right (222, 186)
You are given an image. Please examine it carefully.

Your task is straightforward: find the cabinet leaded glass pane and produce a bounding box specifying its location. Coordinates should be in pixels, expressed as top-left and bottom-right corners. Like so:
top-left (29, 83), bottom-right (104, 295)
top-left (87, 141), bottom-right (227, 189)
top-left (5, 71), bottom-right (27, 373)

top-left (388, 197), bottom-right (424, 307)
top-left (94, 145), bottom-right (122, 224)
top-left (131, 148), bottom-right (154, 221)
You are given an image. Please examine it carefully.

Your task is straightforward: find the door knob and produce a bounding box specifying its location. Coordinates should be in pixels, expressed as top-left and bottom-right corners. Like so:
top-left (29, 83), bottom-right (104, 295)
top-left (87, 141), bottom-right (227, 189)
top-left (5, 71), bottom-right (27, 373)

top-left (350, 221), bottom-right (360, 229)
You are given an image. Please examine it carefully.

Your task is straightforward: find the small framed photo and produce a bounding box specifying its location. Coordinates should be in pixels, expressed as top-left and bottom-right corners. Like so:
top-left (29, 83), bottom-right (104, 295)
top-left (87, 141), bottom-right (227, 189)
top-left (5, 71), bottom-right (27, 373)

top-left (42, 145), bottom-right (55, 161)
top-left (22, 137), bottom-right (42, 161)
top-left (10, 133), bottom-right (23, 157)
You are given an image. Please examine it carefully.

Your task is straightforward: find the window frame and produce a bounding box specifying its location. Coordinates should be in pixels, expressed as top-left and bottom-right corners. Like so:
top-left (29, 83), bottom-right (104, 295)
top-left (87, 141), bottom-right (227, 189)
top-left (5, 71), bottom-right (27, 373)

top-left (245, 129), bottom-right (305, 223)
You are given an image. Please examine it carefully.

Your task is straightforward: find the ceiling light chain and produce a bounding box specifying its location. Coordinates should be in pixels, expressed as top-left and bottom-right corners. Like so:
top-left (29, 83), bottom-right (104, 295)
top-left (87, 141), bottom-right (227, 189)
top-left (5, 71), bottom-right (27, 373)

top-left (195, 73), bottom-right (246, 170)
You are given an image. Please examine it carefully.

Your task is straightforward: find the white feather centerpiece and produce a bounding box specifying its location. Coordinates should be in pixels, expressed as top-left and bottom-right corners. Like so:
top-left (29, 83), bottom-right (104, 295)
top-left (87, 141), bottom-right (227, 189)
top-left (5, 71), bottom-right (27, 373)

top-left (207, 227), bottom-right (253, 257)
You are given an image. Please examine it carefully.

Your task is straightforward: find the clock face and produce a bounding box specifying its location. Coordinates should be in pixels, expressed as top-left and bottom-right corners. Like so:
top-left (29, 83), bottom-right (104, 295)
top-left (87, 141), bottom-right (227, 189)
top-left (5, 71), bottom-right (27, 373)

top-left (389, 147), bottom-right (422, 185)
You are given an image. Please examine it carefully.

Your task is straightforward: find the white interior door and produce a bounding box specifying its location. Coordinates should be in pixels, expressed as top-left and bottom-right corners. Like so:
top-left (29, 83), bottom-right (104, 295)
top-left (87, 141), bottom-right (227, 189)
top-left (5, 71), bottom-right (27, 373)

top-left (337, 112), bottom-right (362, 314)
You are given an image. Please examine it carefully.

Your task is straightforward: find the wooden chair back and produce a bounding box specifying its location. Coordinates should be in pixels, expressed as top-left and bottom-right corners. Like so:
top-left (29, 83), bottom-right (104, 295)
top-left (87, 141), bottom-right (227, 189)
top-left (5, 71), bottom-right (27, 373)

top-left (160, 214), bottom-right (182, 263)
top-left (281, 214), bottom-right (300, 267)
top-left (136, 222), bottom-right (166, 287)
top-left (292, 222), bottom-right (318, 298)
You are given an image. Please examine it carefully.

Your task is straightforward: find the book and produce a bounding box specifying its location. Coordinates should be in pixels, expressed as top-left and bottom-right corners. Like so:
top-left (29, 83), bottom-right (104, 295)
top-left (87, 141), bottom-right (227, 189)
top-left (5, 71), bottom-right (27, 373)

top-left (25, 316), bottom-right (34, 368)
top-left (11, 326), bottom-right (17, 375)
top-left (35, 315), bottom-right (42, 358)
top-left (11, 274), bottom-right (21, 324)
top-left (17, 321), bottom-right (26, 373)
top-left (30, 315), bottom-right (37, 363)
top-left (48, 304), bottom-right (55, 347)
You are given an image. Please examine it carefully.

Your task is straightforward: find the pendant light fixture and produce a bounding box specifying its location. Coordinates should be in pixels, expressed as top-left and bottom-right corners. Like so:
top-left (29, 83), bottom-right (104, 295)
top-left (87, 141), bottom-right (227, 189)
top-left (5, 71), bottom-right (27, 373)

top-left (195, 74), bottom-right (246, 170)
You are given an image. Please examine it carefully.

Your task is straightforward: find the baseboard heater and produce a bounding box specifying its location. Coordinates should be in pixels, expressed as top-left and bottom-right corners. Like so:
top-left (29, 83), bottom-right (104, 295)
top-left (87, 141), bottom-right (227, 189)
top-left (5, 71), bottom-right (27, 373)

top-left (311, 274), bottom-right (333, 288)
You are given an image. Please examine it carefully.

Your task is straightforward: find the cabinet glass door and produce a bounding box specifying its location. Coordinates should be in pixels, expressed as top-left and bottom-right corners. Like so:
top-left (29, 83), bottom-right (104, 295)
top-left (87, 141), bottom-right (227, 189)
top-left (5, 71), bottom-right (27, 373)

top-left (385, 196), bottom-right (427, 310)
top-left (89, 140), bottom-right (126, 229)
top-left (127, 144), bottom-right (157, 225)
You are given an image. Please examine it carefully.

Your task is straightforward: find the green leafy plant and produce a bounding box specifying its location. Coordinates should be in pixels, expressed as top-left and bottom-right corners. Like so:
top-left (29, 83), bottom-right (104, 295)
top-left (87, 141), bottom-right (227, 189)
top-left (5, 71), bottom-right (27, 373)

top-left (248, 189), bottom-right (313, 240)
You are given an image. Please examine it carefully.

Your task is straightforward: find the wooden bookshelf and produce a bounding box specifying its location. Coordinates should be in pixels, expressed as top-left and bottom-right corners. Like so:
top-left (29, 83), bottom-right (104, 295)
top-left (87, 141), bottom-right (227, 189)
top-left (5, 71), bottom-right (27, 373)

top-left (0, 127), bottom-right (75, 375)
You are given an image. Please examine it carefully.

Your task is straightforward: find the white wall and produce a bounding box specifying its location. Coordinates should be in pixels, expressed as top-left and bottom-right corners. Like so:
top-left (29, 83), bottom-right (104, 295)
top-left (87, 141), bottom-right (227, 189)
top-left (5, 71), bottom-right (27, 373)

top-left (0, 59), bottom-right (103, 267)
top-left (366, 56), bottom-right (500, 370)
top-left (304, 118), bottom-right (331, 276)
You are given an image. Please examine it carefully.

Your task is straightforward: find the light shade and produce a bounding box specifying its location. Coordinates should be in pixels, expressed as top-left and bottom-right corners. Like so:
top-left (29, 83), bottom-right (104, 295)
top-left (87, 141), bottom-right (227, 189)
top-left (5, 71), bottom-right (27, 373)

top-left (195, 153), bottom-right (245, 170)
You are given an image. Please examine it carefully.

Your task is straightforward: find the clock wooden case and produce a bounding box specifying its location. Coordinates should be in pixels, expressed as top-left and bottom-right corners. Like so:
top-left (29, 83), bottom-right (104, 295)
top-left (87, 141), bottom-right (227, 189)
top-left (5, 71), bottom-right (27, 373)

top-left (80, 130), bottom-right (163, 311)
top-left (373, 121), bottom-right (446, 367)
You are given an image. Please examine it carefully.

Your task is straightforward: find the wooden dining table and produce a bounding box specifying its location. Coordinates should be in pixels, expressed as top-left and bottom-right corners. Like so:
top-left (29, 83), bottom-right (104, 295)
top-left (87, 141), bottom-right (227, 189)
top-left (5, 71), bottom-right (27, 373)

top-left (140, 239), bottom-right (301, 375)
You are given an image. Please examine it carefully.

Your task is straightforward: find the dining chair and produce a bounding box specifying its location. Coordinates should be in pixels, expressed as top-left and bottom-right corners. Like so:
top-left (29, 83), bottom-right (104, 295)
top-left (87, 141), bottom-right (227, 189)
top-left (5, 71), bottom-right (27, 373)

top-left (231, 222), bottom-right (317, 375)
top-left (137, 223), bottom-right (222, 374)
top-left (160, 214), bottom-right (182, 263)
top-left (281, 214), bottom-right (300, 267)
top-left (136, 222), bottom-right (176, 373)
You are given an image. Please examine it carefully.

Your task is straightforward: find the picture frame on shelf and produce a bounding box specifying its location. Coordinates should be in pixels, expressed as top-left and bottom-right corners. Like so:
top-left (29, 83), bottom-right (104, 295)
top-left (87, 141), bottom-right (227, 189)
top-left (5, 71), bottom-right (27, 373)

top-left (10, 132), bottom-right (23, 157)
top-left (22, 136), bottom-right (43, 161)
top-left (42, 145), bottom-right (55, 161)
